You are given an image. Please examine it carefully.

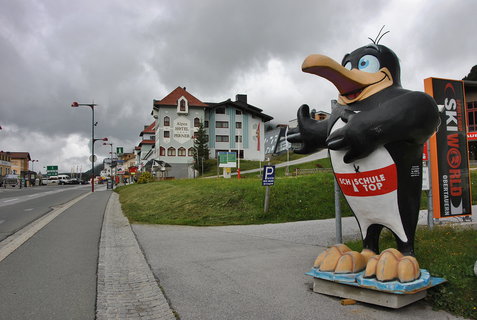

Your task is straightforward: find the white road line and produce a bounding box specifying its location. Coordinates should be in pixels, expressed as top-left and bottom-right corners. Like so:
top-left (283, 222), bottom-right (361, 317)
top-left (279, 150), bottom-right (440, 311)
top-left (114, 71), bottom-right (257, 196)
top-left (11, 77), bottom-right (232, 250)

top-left (24, 208), bottom-right (33, 211)
top-left (3, 198), bottom-right (18, 203)
top-left (0, 192), bottom-right (91, 263)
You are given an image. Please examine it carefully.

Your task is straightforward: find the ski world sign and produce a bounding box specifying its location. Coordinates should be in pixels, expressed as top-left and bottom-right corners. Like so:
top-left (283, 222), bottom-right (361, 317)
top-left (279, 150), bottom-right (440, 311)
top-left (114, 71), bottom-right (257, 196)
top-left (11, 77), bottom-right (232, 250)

top-left (424, 78), bottom-right (472, 219)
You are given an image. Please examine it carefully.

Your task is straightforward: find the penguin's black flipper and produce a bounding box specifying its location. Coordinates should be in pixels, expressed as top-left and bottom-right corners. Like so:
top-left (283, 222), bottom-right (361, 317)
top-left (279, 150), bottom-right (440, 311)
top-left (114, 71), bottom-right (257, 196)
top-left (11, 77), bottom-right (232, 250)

top-left (288, 104), bottom-right (328, 154)
top-left (326, 109), bottom-right (378, 163)
top-left (327, 91), bottom-right (439, 163)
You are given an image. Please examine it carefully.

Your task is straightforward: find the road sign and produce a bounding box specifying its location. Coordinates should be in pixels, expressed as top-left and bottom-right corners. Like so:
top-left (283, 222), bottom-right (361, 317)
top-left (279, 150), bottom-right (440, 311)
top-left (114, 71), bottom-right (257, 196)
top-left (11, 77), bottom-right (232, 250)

top-left (46, 165), bottom-right (58, 177)
top-left (89, 154), bottom-right (97, 162)
top-left (117, 147), bottom-right (124, 154)
top-left (218, 152), bottom-right (236, 168)
top-left (262, 165), bottom-right (275, 186)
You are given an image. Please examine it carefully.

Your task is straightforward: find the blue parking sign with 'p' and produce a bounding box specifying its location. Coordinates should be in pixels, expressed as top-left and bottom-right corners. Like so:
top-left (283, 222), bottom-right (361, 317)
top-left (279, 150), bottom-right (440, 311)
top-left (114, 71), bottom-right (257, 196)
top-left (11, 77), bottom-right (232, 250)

top-left (262, 165), bottom-right (275, 186)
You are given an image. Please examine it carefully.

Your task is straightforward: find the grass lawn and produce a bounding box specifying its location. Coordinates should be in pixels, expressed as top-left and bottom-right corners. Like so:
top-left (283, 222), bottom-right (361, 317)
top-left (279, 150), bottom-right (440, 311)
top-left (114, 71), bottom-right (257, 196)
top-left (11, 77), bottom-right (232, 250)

top-left (117, 173), bottom-right (353, 225)
top-left (346, 226), bottom-right (477, 320)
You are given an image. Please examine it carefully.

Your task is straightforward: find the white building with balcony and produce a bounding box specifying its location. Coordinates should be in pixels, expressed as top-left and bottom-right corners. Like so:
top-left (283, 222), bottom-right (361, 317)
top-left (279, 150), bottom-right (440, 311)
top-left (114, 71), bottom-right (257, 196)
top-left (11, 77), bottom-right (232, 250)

top-left (149, 86), bottom-right (273, 178)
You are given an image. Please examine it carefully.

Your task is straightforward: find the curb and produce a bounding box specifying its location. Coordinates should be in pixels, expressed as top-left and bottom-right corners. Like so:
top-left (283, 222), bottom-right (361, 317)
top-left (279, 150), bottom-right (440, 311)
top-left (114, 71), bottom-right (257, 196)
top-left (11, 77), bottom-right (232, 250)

top-left (96, 192), bottom-right (176, 319)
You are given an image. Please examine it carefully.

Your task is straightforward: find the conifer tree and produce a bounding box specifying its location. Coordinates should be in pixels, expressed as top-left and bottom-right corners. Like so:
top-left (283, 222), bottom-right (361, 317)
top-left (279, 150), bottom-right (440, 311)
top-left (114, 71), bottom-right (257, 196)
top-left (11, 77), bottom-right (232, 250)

top-left (192, 122), bottom-right (210, 175)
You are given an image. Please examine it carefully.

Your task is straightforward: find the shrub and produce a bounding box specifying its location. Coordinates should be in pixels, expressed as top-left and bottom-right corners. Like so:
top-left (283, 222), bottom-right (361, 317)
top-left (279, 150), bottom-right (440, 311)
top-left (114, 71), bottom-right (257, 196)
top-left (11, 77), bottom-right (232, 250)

top-left (137, 172), bottom-right (155, 184)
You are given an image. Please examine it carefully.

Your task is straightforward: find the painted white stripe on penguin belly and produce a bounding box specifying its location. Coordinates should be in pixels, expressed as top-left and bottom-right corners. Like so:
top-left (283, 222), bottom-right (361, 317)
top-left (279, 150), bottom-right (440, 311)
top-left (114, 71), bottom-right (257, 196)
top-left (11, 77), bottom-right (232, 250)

top-left (330, 119), bottom-right (408, 242)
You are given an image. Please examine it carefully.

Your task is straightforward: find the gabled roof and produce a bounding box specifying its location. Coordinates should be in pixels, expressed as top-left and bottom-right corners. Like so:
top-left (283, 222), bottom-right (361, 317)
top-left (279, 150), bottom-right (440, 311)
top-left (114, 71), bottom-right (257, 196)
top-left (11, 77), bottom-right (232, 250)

top-left (153, 86), bottom-right (208, 108)
top-left (8, 152), bottom-right (31, 161)
top-left (208, 98), bottom-right (273, 122)
top-left (139, 140), bottom-right (155, 146)
top-left (140, 121), bottom-right (156, 137)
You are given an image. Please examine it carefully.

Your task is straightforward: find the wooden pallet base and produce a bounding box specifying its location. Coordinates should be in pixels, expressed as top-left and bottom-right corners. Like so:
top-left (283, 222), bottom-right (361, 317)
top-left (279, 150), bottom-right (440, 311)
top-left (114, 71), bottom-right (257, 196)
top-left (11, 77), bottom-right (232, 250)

top-left (312, 278), bottom-right (426, 309)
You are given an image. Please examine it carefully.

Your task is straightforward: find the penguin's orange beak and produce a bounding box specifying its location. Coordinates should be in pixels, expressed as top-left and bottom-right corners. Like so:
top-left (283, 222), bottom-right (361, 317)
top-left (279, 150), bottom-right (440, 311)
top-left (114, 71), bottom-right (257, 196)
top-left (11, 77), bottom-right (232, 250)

top-left (302, 54), bottom-right (393, 105)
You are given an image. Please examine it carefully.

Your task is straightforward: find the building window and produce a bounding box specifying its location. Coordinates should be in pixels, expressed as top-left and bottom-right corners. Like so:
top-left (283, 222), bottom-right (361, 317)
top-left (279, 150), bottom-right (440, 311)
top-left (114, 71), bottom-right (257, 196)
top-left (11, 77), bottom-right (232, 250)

top-left (188, 148), bottom-right (195, 156)
top-left (216, 121), bottom-right (229, 128)
top-left (236, 109), bottom-right (242, 115)
top-left (216, 107), bottom-right (225, 114)
top-left (167, 147), bottom-right (176, 156)
top-left (164, 116), bottom-right (170, 126)
top-left (194, 117), bottom-right (200, 127)
top-left (159, 147), bottom-right (165, 156)
top-left (235, 122), bottom-right (242, 129)
top-left (205, 135), bottom-right (209, 142)
top-left (235, 135), bottom-right (242, 143)
top-left (150, 135), bottom-right (156, 141)
top-left (164, 131), bottom-right (170, 138)
top-left (178, 147), bottom-right (186, 156)
top-left (216, 135), bottom-right (229, 142)
top-left (204, 120), bottom-right (209, 128)
top-left (180, 100), bottom-right (186, 111)
top-left (468, 101), bottom-right (477, 132)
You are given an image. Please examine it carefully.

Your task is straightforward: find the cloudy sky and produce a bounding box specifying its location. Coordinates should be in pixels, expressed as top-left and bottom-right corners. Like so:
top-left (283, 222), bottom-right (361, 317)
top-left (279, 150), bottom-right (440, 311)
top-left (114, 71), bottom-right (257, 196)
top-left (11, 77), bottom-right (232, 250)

top-left (1, 0), bottom-right (476, 174)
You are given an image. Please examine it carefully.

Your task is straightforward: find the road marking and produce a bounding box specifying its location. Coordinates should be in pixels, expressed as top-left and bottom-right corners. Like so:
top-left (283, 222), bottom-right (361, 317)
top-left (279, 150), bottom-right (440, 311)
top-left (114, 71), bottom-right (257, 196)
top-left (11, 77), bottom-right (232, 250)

top-left (3, 198), bottom-right (18, 203)
top-left (24, 208), bottom-right (33, 211)
top-left (0, 192), bottom-right (91, 263)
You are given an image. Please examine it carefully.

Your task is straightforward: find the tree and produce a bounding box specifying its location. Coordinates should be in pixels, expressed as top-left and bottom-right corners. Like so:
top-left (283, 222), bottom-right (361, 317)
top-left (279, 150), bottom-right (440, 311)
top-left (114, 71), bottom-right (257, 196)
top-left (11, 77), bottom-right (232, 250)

top-left (193, 122), bottom-right (210, 175)
top-left (463, 65), bottom-right (477, 81)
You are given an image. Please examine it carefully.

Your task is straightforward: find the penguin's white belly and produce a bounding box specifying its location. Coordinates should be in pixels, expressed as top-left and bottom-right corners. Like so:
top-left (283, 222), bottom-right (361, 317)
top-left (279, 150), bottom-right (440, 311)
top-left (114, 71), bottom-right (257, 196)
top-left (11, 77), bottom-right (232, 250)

top-left (330, 119), bottom-right (408, 242)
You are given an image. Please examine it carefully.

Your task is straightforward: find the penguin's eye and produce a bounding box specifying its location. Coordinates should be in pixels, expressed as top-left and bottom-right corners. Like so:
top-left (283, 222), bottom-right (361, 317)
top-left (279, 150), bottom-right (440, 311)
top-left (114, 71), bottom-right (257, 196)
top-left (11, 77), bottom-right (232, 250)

top-left (344, 62), bottom-right (352, 70)
top-left (358, 55), bottom-right (380, 73)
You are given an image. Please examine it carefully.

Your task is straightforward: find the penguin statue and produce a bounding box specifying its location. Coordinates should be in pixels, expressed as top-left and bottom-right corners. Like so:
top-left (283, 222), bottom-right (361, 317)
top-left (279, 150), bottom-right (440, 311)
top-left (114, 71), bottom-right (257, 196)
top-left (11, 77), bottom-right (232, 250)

top-left (288, 43), bottom-right (439, 282)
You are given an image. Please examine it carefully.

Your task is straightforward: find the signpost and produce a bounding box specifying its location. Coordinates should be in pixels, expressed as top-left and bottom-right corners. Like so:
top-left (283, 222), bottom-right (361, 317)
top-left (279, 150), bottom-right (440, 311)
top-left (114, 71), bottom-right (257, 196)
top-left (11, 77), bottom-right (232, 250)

top-left (218, 152), bottom-right (236, 168)
top-left (424, 78), bottom-right (472, 219)
top-left (46, 165), bottom-right (58, 177)
top-left (262, 165), bottom-right (275, 186)
top-left (218, 152), bottom-right (236, 179)
top-left (262, 165), bottom-right (275, 212)
top-left (116, 147), bottom-right (124, 154)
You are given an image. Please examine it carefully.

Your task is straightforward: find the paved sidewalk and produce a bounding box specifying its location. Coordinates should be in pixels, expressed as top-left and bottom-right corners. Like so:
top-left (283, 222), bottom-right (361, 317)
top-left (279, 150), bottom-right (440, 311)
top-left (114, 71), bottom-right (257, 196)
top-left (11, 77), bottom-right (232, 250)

top-left (97, 192), bottom-right (474, 319)
top-left (96, 192), bottom-right (176, 320)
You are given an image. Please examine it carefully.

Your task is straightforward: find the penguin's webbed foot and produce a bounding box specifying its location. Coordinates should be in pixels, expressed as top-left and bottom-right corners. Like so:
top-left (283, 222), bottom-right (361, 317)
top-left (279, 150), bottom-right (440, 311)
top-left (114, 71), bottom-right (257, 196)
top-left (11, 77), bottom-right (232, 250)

top-left (364, 248), bottom-right (420, 283)
top-left (314, 244), bottom-right (375, 273)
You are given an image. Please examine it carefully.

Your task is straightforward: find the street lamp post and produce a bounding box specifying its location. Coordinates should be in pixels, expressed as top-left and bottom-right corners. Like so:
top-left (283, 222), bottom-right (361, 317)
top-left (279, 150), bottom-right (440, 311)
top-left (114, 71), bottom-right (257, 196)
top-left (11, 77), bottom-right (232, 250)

top-left (71, 101), bottom-right (107, 192)
top-left (103, 142), bottom-right (114, 184)
top-left (92, 137), bottom-right (108, 190)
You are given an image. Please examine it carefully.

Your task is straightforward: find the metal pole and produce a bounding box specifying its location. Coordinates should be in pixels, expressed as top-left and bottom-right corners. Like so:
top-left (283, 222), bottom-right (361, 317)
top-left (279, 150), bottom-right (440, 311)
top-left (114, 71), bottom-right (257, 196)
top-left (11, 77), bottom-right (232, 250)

top-left (264, 185), bottom-right (270, 213)
top-left (110, 144), bottom-right (113, 186)
top-left (286, 126), bottom-right (290, 175)
top-left (237, 130), bottom-right (241, 179)
top-left (91, 106), bottom-right (95, 192)
top-left (264, 158), bottom-right (271, 213)
top-left (334, 178), bottom-right (342, 244)
top-left (427, 140), bottom-right (434, 229)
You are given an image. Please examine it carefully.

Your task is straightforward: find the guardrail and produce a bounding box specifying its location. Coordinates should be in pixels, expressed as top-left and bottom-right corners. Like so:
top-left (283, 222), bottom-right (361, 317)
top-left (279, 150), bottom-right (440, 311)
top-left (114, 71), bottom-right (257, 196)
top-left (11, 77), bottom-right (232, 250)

top-left (291, 168), bottom-right (332, 176)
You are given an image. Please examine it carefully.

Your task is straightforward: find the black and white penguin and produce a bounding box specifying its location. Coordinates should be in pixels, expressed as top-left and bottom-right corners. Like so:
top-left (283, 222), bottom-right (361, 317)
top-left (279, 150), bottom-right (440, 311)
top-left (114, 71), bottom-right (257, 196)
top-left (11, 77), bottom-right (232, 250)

top-left (288, 43), bottom-right (439, 282)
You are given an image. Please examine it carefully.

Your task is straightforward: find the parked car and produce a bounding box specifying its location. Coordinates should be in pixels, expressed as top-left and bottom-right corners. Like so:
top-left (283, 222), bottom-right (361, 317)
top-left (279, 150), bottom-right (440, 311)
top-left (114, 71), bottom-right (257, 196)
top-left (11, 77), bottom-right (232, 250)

top-left (0, 174), bottom-right (19, 187)
top-left (67, 178), bottom-right (80, 184)
top-left (57, 175), bottom-right (71, 185)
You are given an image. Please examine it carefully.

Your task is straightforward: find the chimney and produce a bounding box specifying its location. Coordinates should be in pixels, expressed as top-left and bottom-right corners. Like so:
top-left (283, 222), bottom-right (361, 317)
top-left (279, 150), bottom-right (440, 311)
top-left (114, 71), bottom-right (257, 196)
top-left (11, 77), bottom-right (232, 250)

top-left (236, 94), bottom-right (247, 104)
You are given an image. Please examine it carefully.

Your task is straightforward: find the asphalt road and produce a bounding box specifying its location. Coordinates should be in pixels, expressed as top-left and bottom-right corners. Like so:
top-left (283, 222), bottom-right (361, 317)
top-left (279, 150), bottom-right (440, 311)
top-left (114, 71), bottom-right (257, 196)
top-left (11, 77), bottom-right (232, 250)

top-left (0, 185), bottom-right (91, 241)
top-left (0, 186), bottom-right (111, 320)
